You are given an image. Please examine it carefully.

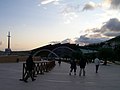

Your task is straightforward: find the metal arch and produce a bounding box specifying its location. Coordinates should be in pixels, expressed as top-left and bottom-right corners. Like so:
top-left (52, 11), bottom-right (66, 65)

top-left (48, 46), bottom-right (75, 57)
top-left (52, 46), bottom-right (75, 52)
top-left (32, 49), bottom-right (59, 58)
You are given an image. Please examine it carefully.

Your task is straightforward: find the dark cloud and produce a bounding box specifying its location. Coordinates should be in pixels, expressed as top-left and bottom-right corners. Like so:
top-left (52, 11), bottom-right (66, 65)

top-left (101, 18), bottom-right (120, 36)
top-left (102, 18), bottom-right (120, 31)
top-left (50, 18), bottom-right (120, 46)
top-left (103, 32), bottom-right (120, 37)
top-left (110, 0), bottom-right (120, 9)
top-left (75, 18), bottom-right (120, 45)
top-left (75, 34), bottom-right (108, 45)
top-left (82, 2), bottom-right (96, 11)
top-left (0, 41), bottom-right (2, 45)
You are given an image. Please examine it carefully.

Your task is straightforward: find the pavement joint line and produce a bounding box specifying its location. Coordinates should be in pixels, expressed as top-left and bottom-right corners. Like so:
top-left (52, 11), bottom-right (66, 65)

top-left (44, 79), bottom-right (72, 83)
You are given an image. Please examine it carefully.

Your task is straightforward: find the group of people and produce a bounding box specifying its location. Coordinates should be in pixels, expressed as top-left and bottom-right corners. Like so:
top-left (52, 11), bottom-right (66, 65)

top-left (69, 56), bottom-right (100, 76)
top-left (23, 54), bottom-right (100, 83)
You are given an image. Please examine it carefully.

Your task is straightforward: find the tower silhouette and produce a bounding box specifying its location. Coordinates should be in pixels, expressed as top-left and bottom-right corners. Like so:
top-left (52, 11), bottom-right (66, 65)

top-left (8, 31), bottom-right (10, 49)
top-left (5, 31), bottom-right (11, 55)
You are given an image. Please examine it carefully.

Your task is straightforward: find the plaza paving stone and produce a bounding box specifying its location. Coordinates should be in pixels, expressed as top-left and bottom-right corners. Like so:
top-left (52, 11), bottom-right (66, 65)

top-left (0, 61), bottom-right (120, 90)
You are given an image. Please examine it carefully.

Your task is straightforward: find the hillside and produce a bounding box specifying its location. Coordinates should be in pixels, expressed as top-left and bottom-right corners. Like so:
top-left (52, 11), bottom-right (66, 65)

top-left (85, 35), bottom-right (120, 50)
top-left (107, 35), bottom-right (120, 43)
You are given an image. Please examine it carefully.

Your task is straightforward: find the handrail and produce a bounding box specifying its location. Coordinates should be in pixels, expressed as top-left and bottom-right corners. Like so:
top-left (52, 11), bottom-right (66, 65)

top-left (20, 60), bottom-right (55, 81)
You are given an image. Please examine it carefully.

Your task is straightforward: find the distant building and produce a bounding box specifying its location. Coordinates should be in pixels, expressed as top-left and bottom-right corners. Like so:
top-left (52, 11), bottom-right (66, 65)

top-left (80, 48), bottom-right (97, 54)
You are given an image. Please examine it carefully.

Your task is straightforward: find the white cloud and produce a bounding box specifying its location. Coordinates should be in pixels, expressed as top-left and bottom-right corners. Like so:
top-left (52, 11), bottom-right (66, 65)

top-left (102, 0), bottom-right (111, 8)
top-left (60, 4), bottom-right (79, 24)
top-left (96, 9), bottom-right (120, 24)
top-left (63, 12), bottom-right (78, 24)
top-left (50, 38), bottom-right (75, 44)
top-left (61, 38), bottom-right (74, 44)
top-left (40, 0), bottom-right (59, 5)
top-left (50, 41), bottom-right (60, 44)
top-left (82, 0), bottom-right (120, 11)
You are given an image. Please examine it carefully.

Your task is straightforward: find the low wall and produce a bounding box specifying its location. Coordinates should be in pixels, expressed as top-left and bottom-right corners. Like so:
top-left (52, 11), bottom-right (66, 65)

top-left (0, 56), bottom-right (40, 63)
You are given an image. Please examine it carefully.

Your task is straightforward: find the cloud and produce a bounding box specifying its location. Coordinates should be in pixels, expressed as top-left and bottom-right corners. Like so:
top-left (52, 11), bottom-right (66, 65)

top-left (75, 18), bottom-right (120, 45)
top-left (103, 32), bottom-right (120, 37)
top-left (61, 38), bottom-right (74, 44)
top-left (86, 18), bottom-right (120, 37)
top-left (60, 4), bottom-right (79, 23)
top-left (50, 38), bottom-right (74, 44)
top-left (0, 41), bottom-right (2, 46)
top-left (40, 0), bottom-right (59, 5)
top-left (50, 41), bottom-right (60, 44)
top-left (102, 18), bottom-right (120, 31)
top-left (50, 18), bottom-right (120, 45)
top-left (82, 2), bottom-right (96, 11)
top-left (102, 0), bottom-right (120, 9)
top-left (86, 18), bottom-right (120, 38)
top-left (75, 34), bottom-right (108, 45)
top-left (109, 0), bottom-right (120, 9)
top-left (101, 18), bottom-right (120, 36)
top-left (82, 0), bottom-right (120, 11)
top-left (39, 0), bottom-right (80, 23)
top-left (63, 12), bottom-right (78, 24)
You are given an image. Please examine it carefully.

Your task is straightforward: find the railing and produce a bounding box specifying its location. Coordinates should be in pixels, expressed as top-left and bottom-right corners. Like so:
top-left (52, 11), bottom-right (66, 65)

top-left (20, 60), bottom-right (55, 81)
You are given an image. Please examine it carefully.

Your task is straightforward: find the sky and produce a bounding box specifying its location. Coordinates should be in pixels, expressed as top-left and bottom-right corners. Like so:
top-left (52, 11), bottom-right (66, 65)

top-left (0, 0), bottom-right (120, 51)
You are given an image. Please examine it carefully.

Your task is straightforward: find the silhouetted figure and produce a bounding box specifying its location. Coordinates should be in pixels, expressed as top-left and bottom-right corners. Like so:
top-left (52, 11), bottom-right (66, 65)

top-left (16, 58), bottom-right (19, 63)
top-left (94, 57), bottom-right (100, 73)
top-left (24, 55), bottom-right (36, 83)
top-left (79, 57), bottom-right (87, 76)
top-left (69, 59), bottom-right (77, 75)
top-left (58, 59), bottom-right (61, 66)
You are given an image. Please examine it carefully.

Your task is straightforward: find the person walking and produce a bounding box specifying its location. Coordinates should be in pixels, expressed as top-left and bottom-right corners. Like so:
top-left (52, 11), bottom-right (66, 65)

top-left (24, 55), bottom-right (36, 83)
top-left (69, 59), bottom-right (77, 75)
top-left (79, 56), bottom-right (87, 76)
top-left (58, 59), bottom-right (61, 66)
top-left (94, 57), bottom-right (100, 73)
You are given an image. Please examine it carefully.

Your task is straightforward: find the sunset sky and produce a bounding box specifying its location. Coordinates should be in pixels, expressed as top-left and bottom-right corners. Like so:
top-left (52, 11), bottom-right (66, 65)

top-left (0, 0), bottom-right (120, 51)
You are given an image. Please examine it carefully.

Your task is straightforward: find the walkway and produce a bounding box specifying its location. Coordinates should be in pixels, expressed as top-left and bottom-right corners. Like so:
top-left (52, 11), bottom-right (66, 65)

top-left (0, 61), bottom-right (120, 90)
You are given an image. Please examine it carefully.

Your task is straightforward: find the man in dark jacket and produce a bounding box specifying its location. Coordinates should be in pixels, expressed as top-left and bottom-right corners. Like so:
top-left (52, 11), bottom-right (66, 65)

top-left (24, 55), bottom-right (36, 82)
top-left (79, 56), bottom-right (87, 76)
top-left (69, 59), bottom-right (77, 75)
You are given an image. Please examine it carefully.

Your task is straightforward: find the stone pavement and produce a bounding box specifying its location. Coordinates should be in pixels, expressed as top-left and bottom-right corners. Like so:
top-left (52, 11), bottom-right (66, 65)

top-left (0, 61), bottom-right (120, 90)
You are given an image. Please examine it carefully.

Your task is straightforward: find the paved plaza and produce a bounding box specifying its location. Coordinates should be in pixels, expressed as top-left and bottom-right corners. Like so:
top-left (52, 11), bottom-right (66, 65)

top-left (0, 61), bottom-right (120, 90)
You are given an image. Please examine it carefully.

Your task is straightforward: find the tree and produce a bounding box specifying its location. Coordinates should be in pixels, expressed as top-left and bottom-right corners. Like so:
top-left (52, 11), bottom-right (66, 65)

top-left (98, 48), bottom-right (115, 65)
top-left (72, 50), bottom-right (83, 60)
top-left (114, 45), bottom-right (120, 61)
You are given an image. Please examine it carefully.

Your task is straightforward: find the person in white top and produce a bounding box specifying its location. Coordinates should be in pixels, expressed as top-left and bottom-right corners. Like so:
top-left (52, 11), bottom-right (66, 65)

top-left (94, 58), bottom-right (100, 73)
